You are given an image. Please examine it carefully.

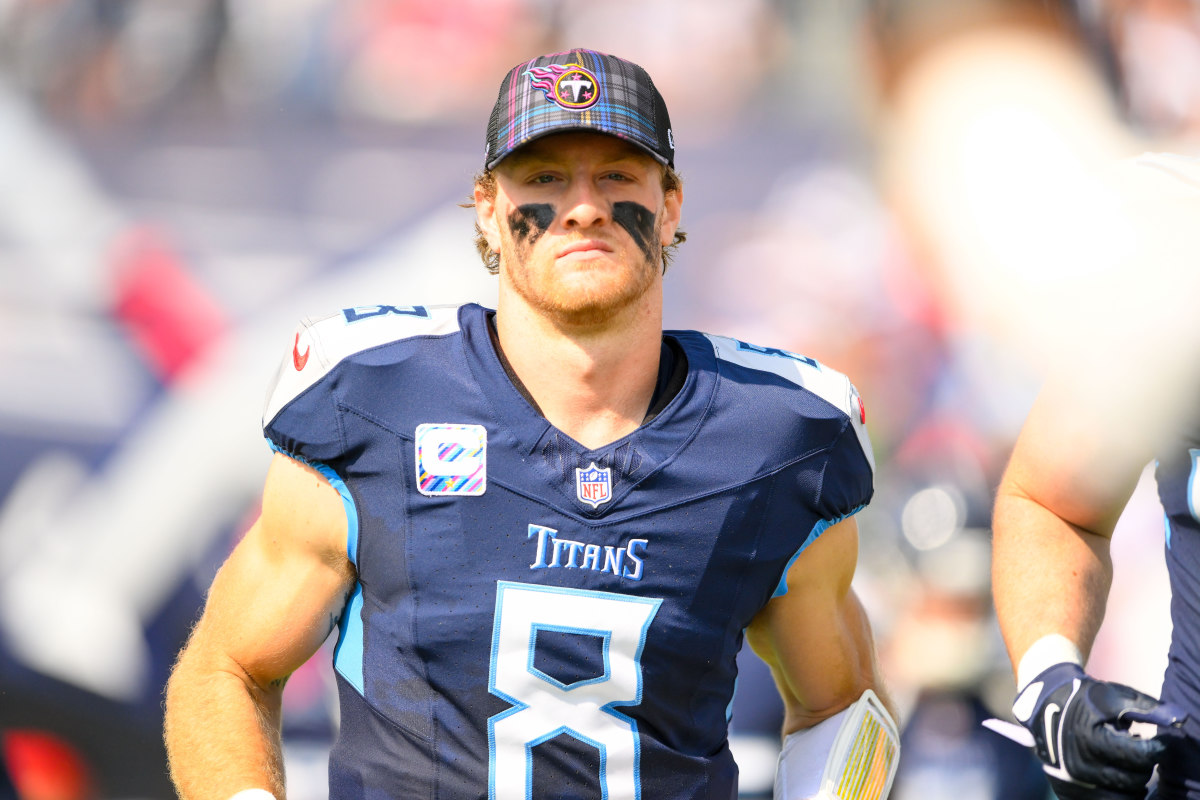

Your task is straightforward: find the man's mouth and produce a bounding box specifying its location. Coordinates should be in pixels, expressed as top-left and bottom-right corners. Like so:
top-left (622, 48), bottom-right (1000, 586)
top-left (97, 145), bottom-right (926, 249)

top-left (556, 239), bottom-right (615, 259)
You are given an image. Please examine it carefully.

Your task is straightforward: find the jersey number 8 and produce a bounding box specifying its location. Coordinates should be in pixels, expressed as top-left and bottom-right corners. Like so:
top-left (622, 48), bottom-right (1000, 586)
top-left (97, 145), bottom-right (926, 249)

top-left (488, 581), bottom-right (662, 800)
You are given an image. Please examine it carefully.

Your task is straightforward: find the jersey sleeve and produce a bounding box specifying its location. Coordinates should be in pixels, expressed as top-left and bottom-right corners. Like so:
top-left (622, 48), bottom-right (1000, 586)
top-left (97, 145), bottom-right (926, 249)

top-left (785, 362), bottom-right (875, 524)
top-left (815, 408), bottom-right (875, 522)
top-left (261, 304), bottom-right (463, 461)
top-left (698, 331), bottom-right (876, 521)
top-left (261, 313), bottom-right (347, 463)
top-left (818, 376), bottom-right (874, 520)
top-left (770, 383), bottom-right (875, 600)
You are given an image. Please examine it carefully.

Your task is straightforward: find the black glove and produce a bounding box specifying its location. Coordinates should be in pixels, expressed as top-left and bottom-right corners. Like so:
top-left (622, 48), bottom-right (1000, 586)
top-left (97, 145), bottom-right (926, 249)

top-left (1013, 662), bottom-right (1186, 800)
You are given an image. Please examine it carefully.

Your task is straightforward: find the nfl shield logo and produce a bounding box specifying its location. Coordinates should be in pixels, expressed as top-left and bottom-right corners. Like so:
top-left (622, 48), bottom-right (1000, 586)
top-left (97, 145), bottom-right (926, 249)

top-left (575, 462), bottom-right (612, 509)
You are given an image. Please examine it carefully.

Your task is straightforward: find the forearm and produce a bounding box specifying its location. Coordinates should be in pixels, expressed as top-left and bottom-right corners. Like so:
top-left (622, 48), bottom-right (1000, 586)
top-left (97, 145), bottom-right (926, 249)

top-left (844, 592), bottom-right (897, 725)
top-left (164, 652), bottom-right (286, 800)
top-left (790, 592), bottom-right (892, 729)
top-left (768, 593), bottom-right (900, 800)
top-left (992, 490), bottom-right (1113, 676)
top-left (752, 589), bottom-right (894, 736)
top-left (748, 519), bottom-right (895, 735)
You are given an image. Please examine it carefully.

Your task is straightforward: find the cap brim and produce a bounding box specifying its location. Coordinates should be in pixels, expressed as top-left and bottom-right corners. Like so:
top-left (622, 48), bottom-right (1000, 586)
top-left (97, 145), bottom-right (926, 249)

top-left (486, 125), bottom-right (670, 171)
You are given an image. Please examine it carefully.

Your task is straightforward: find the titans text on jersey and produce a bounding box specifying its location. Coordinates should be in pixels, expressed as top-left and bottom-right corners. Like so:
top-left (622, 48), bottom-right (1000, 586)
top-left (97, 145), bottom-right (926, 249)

top-left (262, 302), bottom-right (875, 800)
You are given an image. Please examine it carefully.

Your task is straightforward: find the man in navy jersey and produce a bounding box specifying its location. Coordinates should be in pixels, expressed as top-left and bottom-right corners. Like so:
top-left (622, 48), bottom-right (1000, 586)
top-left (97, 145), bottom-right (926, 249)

top-left (990, 153), bottom-right (1200, 800)
top-left (164, 49), bottom-right (897, 800)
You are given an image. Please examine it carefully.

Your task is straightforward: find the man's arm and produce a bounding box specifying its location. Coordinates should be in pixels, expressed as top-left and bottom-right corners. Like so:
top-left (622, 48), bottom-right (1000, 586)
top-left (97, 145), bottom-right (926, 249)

top-left (746, 517), bottom-right (897, 800)
top-left (992, 384), bottom-right (1180, 799)
top-left (992, 384), bottom-right (1145, 677)
top-left (746, 516), bottom-right (893, 733)
top-left (164, 453), bottom-right (355, 800)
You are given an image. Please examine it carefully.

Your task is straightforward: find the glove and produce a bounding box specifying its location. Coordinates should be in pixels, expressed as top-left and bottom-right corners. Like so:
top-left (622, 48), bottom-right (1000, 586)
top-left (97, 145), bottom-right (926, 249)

top-left (1013, 662), bottom-right (1186, 800)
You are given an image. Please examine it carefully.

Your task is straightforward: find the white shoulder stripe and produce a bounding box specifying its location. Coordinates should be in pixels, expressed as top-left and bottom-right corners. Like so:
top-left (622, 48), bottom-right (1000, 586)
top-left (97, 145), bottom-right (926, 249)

top-left (703, 333), bottom-right (875, 474)
top-left (262, 304), bottom-right (462, 427)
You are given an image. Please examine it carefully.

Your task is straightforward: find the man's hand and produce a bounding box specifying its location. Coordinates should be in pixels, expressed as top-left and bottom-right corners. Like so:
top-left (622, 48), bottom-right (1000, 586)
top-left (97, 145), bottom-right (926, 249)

top-left (1013, 662), bottom-right (1185, 799)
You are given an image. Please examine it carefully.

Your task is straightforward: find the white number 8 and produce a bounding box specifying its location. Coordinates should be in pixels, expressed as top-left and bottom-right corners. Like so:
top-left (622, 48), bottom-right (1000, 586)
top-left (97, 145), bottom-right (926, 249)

top-left (488, 581), bottom-right (662, 800)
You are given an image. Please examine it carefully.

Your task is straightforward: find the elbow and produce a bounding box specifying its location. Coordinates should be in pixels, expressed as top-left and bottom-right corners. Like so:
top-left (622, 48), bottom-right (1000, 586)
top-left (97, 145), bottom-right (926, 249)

top-left (784, 680), bottom-right (897, 736)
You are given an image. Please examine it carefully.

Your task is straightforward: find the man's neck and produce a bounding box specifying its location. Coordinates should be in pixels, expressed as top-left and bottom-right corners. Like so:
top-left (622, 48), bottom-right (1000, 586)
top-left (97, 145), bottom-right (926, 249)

top-left (493, 293), bottom-right (663, 450)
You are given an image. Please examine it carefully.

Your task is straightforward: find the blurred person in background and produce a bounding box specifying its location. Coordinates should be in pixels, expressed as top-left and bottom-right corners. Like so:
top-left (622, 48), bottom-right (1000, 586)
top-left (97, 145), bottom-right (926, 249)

top-left (888, 531), bottom-right (1048, 800)
top-left (0, 0), bottom-right (227, 126)
top-left (0, 7), bottom-right (234, 796)
top-left (861, 395), bottom-right (1052, 799)
top-left (1071, 0), bottom-right (1200, 146)
top-left (991, 148), bottom-right (1200, 800)
top-left (163, 48), bottom-right (898, 800)
top-left (0, 729), bottom-right (96, 800)
top-left (868, 0), bottom-right (1200, 797)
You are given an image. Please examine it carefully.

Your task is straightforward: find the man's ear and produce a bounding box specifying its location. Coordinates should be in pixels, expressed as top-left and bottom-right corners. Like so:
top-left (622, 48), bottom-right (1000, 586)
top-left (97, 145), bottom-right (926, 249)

top-left (475, 183), bottom-right (503, 254)
top-left (660, 183), bottom-right (683, 247)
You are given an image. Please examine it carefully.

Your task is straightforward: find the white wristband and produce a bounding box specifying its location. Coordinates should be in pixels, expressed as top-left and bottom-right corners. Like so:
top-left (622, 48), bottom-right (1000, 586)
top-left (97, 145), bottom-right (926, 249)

top-left (1016, 633), bottom-right (1084, 691)
top-left (775, 689), bottom-right (900, 800)
top-left (228, 790), bottom-right (277, 800)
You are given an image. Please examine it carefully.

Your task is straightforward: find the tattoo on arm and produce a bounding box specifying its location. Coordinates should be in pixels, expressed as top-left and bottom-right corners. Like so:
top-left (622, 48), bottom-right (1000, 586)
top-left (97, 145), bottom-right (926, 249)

top-left (327, 586), bottom-right (351, 638)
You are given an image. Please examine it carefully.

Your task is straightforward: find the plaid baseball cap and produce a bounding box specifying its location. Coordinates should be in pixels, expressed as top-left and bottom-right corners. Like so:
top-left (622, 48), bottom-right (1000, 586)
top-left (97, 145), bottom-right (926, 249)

top-left (484, 49), bottom-right (674, 170)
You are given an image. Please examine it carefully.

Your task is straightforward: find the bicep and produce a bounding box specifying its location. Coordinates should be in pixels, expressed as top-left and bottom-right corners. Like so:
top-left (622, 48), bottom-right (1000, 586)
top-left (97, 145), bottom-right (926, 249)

top-left (998, 381), bottom-right (1152, 538)
top-left (184, 453), bottom-right (355, 690)
top-left (992, 384), bottom-right (1145, 664)
top-left (746, 517), bottom-right (881, 733)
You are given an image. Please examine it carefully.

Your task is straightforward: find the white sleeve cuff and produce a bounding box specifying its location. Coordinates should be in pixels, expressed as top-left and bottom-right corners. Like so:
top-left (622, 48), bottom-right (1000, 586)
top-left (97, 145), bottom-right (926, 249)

top-left (228, 790), bottom-right (277, 800)
top-left (1016, 633), bottom-right (1084, 691)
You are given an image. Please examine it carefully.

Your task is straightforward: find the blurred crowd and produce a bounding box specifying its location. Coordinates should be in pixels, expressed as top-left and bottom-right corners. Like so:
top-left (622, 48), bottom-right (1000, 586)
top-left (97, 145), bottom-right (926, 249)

top-left (1, 0), bottom-right (1198, 797)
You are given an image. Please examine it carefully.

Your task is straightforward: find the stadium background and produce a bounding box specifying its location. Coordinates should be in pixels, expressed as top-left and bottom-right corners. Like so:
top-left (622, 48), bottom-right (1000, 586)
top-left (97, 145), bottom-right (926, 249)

top-left (1, 0), bottom-right (1196, 797)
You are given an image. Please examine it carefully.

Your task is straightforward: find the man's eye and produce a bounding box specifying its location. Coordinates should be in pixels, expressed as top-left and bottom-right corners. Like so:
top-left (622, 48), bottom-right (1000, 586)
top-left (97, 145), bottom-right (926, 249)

top-left (532, 174), bottom-right (557, 184)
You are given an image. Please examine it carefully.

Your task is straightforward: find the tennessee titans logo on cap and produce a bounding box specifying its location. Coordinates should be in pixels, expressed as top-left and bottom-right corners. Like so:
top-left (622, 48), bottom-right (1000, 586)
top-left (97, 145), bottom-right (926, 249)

top-left (526, 63), bottom-right (599, 110)
top-left (575, 462), bottom-right (612, 508)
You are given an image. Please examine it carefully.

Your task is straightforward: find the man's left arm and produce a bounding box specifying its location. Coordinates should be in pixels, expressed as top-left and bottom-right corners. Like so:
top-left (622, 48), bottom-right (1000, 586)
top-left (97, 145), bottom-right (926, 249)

top-left (746, 516), bottom-right (899, 799)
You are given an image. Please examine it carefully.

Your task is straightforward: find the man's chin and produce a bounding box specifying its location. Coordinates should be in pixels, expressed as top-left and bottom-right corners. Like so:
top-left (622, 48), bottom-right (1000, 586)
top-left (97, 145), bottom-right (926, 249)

top-left (505, 257), bottom-right (659, 328)
top-left (547, 301), bottom-right (629, 329)
top-left (543, 286), bottom-right (646, 329)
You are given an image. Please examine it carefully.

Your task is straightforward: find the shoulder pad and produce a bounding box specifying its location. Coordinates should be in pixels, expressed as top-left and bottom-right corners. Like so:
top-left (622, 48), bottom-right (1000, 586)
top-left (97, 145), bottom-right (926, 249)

top-left (263, 304), bottom-right (462, 426)
top-left (703, 333), bottom-right (874, 473)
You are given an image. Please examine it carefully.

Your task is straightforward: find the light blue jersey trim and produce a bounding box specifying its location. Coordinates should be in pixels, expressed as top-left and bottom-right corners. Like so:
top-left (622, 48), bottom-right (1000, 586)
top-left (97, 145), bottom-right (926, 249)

top-left (771, 505), bottom-right (864, 599)
top-left (266, 440), bottom-right (361, 565)
top-left (265, 441), bottom-right (366, 694)
top-left (334, 582), bottom-right (366, 695)
top-left (1189, 449), bottom-right (1200, 525)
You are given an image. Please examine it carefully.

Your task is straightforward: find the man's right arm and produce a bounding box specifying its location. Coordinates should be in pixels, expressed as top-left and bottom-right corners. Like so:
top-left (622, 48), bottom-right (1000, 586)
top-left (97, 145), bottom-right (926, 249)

top-left (164, 453), bottom-right (355, 800)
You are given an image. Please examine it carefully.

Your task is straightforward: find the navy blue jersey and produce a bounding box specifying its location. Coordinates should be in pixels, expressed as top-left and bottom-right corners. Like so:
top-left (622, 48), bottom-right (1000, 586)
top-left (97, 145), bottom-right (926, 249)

top-left (1155, 431), bottom-right (1200, 799)
top-left (262, 303), bottom-right (874, 800)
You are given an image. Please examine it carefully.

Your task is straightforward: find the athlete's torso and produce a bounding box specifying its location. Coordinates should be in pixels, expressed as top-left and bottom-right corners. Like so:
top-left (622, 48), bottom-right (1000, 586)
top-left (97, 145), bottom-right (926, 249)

top-left (1155, 428), bottom-right (1200, 799)
top-left (263, 303), bottom-right (874, 800)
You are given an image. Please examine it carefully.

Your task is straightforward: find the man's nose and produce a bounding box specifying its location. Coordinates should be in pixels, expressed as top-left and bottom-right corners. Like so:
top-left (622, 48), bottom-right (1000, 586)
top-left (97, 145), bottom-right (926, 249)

top-left (561, 180), bottom-right (608, 229)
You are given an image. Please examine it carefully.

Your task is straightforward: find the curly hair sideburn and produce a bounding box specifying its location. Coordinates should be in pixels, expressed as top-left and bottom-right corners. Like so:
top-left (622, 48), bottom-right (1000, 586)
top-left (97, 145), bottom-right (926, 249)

top-left (464, 168), bottom-right (687, 275)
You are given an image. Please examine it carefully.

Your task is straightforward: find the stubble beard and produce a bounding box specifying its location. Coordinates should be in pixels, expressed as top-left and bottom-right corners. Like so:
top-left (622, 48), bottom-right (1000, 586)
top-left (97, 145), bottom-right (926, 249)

top-left (501, 216), bottom-right (663, 330)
